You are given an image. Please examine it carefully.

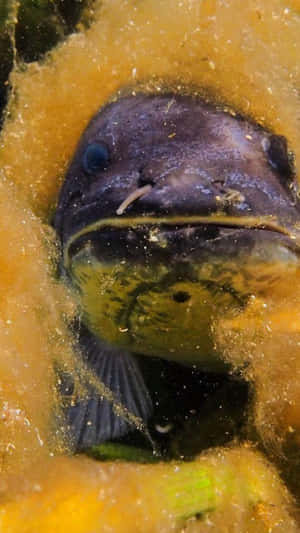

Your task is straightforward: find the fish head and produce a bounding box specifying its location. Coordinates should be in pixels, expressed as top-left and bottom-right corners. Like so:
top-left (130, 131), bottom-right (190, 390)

top-left (55, 93), bottom-right (300, 367)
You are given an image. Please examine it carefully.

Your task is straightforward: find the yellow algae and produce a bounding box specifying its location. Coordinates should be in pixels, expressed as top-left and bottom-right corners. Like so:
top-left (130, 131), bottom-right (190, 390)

top-left (0, 447), bottom-right (297, 533)
top-left (215, 271), bottom-right (300, 447)
top-left (0, 180), bottom-right (75, 473)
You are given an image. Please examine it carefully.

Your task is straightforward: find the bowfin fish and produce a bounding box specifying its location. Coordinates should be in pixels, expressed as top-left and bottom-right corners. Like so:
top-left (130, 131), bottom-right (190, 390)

top-left (54, 92), bottom-right (300, 450)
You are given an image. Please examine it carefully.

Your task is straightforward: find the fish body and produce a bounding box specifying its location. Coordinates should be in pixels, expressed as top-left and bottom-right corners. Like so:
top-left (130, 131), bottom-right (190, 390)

top-left (55, 93), bottom-right (300, 449)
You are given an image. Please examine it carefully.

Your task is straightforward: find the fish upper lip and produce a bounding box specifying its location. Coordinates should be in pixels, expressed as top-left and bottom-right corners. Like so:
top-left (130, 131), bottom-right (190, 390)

top-left (63, 214), bottom-right (300, 269)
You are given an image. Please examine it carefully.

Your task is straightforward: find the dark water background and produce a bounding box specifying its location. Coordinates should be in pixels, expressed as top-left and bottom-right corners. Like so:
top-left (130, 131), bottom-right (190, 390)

top-left (0, 0), bottom-right (91, 122)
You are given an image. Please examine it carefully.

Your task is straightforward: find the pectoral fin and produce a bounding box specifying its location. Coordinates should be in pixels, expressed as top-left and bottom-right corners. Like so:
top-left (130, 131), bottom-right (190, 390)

top-left (62, 329), bottom-right (153, 451)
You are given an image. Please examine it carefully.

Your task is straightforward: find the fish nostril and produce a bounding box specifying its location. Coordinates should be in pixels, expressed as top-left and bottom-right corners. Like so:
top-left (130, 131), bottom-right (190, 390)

top-left (173, 291), bottom-right (191, 303)
top-left (138, 176), bottom-right (155, 187)
top-left (213, 180), bottom-right (226, 193)
top-left (138, 168), bottom-right (156, 188)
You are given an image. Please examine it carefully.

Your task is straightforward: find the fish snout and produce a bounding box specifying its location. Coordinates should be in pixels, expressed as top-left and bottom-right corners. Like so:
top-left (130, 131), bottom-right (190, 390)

top-left (116, 167), bottom-right (247, 218)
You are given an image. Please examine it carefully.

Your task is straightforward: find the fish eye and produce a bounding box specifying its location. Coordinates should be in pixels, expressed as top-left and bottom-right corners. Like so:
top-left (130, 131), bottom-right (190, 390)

top-left (82, 142), bottom-right (109, 174)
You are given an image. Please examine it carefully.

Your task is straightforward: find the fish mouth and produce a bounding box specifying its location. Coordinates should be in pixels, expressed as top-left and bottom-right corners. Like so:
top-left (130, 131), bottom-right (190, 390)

top-left (64, 214), bottom-right (300, 363)
top-left (64, 214), bottom-right (300, 269)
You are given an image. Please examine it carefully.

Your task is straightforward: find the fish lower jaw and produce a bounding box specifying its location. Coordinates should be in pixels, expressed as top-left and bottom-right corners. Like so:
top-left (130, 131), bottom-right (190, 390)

top-left (80, 275), bottom-right (241, 370)
top-left (69, 238), bottom-right (300, 370)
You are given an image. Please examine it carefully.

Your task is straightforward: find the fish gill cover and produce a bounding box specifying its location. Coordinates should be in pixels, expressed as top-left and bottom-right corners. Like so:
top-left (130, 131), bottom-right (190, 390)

top-left (0, 0), bottom-right (299, 531)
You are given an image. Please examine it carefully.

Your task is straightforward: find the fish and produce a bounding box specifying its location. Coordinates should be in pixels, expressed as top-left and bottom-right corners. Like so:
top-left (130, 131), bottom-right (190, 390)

top-left (54, 91), bottom-right (300, 451)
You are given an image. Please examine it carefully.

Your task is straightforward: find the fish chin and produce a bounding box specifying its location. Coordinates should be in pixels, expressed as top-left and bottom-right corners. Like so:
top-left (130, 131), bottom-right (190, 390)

top-left (66, 222), bottom-right (300, 368)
